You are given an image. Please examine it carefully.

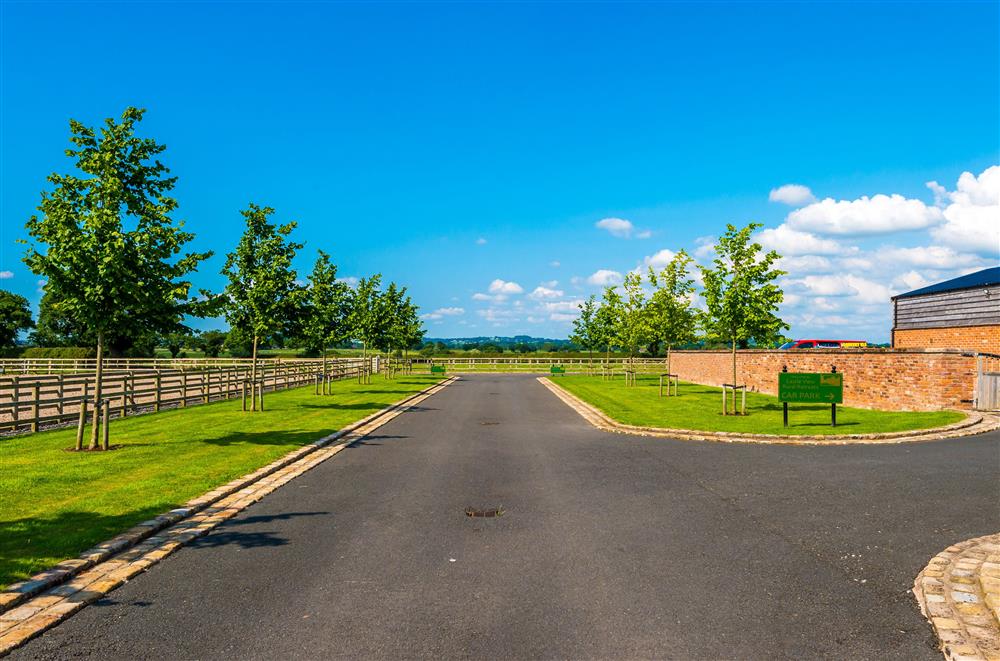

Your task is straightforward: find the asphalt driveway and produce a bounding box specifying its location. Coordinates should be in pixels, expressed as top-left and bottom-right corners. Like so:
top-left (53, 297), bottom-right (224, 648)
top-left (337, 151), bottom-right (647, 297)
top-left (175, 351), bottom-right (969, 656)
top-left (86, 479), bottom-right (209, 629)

top-left (12, 374), bottom-right (1000, 660)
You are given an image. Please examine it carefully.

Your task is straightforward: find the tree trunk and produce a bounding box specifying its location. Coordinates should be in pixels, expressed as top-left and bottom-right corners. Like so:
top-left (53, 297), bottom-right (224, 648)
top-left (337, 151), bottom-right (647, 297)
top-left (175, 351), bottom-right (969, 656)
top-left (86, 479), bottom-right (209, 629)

top-left (731, 337), bottom-right (737, 415)
top-left (250, 334), bottom-right (259, 412)
top-left (666, 344), bottom-right (672, 379)
top-left (322, 348), bottom-right (327, 395)
top-left (88, 331), bottom-right (104, 450)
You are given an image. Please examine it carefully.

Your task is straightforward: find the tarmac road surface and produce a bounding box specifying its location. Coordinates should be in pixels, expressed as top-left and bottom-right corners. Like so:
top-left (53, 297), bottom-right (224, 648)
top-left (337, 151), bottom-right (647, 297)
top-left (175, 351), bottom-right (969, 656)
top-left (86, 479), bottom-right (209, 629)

top-left (12, 374), bottom-right (1000, 660)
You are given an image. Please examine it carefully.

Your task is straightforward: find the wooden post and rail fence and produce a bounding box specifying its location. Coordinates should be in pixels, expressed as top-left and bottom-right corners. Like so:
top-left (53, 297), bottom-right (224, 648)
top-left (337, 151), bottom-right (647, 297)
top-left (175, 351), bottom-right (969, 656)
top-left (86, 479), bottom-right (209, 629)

top-left (0, 358), bottom-right (367, 434)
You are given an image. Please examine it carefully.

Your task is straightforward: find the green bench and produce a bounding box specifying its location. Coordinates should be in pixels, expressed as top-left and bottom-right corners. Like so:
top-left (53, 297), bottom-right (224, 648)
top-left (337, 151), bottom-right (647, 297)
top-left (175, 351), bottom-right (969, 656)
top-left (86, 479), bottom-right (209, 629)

top-left (550, 365), bottom-right (566, 376)
top-left (430, 365), bottom-right (446, 375)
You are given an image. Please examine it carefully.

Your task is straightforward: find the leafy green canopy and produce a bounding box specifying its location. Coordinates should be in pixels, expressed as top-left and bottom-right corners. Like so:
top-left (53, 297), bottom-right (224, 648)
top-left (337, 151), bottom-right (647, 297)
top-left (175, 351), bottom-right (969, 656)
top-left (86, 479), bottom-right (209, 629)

top-left (700, 223), bottom-right (787, 349)
top-left (302, 250), bottom-right (352, 355)
top-left (0, 290), bottom-right (33, 348)
top-left (22, 107), bottom-right (212, 348)
top-left (647, 249), bottom-right (698, 351)
top-left (220, 203), bottom-right (304, 348)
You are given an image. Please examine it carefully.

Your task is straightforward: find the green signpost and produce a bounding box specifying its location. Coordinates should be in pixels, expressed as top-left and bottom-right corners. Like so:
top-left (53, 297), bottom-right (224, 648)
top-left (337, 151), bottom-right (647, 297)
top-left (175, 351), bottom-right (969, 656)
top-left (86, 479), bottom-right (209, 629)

top-left (778, 368), bottom-right (843, 427)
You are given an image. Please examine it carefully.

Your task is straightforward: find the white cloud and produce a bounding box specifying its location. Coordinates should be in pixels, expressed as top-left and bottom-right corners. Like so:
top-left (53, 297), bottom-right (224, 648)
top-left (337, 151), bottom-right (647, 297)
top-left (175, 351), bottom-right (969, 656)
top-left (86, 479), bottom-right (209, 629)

top-left (0, 271), bottom-right (12, 279)
top-left (472, 292), bottom-right (493, 301)
top-left (757, 224), bottom-right (845, 256)
top-left (635, 230), bottom-right (652, 239)
top-left (549, 312), bottom-right (577, 322)
top-left (488, 279), bottom-right (523, 295)
top-left (641, 248), bottom-right (676, 271)
top-left (787, 194), bottom-right (943, 236)
top-left (595, 217), bottom-right (634, 238)
top-left (786, 274), bottom-right (891, 305)
top-left (529, 286), bottom-right (564, 300)
top-left (336, 276), bottom-right (359, 287)
top-left (694, 236), bottom-right (715, 259)
top-left (542, 299), bottom-right (586, 313)
top-left (476, 237), bottom-right (487, 245)
top-left (777, 255), bottom-right (835, 274)
top-left (769, 184), bottom-right (816, 206)
top-left (891, 270), bottom-right (933, 292)
top-left (928, 166), bottom-right (1000, 255)
top-left (875, 245), bottom-right (988, 270)
top-left (550, 260), bottom-right (561, 268)
top-left (421, 306), bottom-right (466, 320)
top-left (586, 269), bottom-right (623, 286)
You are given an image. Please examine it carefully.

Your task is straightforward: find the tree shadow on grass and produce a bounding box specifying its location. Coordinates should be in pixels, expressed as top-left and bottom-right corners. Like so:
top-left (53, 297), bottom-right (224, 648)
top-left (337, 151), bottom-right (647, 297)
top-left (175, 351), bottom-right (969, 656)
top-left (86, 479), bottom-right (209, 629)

top-left (0, 507), bottom-right (176, 589)
top-left (198, 430), bottom-right (330, 448)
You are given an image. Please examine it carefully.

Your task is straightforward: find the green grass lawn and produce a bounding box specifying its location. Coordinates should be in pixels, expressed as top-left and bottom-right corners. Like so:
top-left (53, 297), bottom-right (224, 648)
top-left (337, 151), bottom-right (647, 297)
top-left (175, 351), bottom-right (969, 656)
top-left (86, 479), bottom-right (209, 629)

top-left (552, 375), bottom-right (964, 437)
top-left (0, 374), bottom-right (438, 589)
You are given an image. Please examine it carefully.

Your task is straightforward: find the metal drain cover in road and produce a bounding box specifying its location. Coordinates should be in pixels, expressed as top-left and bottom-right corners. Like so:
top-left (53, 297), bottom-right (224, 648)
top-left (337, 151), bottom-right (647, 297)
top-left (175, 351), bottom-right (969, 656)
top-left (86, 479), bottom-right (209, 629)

top-left (465, 506), bottom-right (505, 518)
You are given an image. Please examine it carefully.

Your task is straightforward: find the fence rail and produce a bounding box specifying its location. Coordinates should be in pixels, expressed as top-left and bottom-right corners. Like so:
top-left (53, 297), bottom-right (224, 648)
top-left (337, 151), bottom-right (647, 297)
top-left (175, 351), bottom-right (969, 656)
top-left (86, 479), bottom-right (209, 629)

top-left (0, 359), bottom-right (367, 434)
top-left (0, 356), bottom-right (329, 375)
top-left (410, 357), bottom-right (668, 373)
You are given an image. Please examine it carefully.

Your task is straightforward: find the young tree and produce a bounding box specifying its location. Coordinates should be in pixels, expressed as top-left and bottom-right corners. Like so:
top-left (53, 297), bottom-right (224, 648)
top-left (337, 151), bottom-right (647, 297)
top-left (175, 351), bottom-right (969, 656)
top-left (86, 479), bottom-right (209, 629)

top-left (570, 295), bottom-right (600, 371)
top-left (595, 286), bottom-right (622, 368)
top-left (0, 290), bottom-right (33, 348)
top-left (647, 250), bottom-right (698, 380)
top-left (220, 203), bottom-right (303, 410)
top-left (196, 330), bottom-right (228, 358)
top-left (347, 274), bottom-right (385, 366)
top-left (23, 107), bottom-right (212, 449)
top-left (303, 250), bottom-right (352, 380)
top-left (700, 223), bottom-right (787, 406)
top-left (614, 271), bottom-right (651, 370)
top-left (160, 330), bottom-right (192, 358)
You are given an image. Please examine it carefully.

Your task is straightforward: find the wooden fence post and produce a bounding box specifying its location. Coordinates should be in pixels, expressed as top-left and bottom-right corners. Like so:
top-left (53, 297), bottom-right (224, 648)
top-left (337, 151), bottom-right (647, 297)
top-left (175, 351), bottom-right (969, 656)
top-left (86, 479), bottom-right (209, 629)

top-left (58, 375), bottom-right (65, 417)
top-left (12, 376), bottom-right (19, 425)
top-left (76, 382), bottom-right (88, 450)
top-left (154, 369), bottom-right (162, 412)
top-left (102, 399), bottom-right (110, 450)
top-left (30, 384), bottom-right (40, 433)
top-left (181, 371), bottom-right (188, 407)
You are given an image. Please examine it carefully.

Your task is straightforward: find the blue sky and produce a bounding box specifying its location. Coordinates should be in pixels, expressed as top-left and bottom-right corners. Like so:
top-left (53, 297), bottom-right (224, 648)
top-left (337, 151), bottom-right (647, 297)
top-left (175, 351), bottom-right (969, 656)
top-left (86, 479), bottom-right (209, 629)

top-left (1, 1), bottom-right (997, 342)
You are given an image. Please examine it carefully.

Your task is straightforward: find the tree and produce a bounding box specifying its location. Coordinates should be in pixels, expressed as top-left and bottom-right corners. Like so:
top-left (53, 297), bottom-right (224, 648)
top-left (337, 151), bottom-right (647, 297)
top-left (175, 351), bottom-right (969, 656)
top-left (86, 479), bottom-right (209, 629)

top-left (595, 286), bottom-right (622, 368)
top-left (570, 295), bottom-right (600, 371)
top-left (196, 330), bottom-right (227, 358)
top-left (700, 223), bottom-right (787, 411)
top-left (302, 250), bottom-right (352, 381)
top-left (347, 274), bottom-right (385, 365)
top-left (23, 107), bottom-right (212, 449)
top-left (220, 203), bottom-right (303, 410)
top-left (0, 290), bottom-right (33, 348)
top-left (160, 330), bottom-right (192, 358)
top-left (614, 271), bottom-right (651, 371)
top-left (647, 250), bottom-right (698, 381)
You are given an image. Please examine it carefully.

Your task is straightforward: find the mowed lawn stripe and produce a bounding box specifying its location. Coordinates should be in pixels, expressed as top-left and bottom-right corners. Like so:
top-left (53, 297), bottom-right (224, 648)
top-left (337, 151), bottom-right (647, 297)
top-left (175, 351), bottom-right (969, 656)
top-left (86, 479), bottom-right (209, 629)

top-left (553, 375), bottom-right (964, 436)
top-left (0, 375), bottom-right (437, 588)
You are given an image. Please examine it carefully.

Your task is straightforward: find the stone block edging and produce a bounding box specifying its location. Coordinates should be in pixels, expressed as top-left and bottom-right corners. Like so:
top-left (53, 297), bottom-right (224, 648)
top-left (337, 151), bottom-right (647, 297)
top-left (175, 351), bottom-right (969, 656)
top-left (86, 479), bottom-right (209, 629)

top-left (913, 533), bottom-right (1000, 661)
top-left (0, 376), bottom-right (457, 616)
top-left (538, 377), bottom-right (999, 445)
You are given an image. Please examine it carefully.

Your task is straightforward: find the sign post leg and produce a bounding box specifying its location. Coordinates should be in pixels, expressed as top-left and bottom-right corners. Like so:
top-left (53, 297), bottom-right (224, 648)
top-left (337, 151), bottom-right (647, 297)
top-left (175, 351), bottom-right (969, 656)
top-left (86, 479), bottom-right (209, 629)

top-left (783, 402), bottom-right (788, 427)
top-left (832, 403), bottom-right (836, 427)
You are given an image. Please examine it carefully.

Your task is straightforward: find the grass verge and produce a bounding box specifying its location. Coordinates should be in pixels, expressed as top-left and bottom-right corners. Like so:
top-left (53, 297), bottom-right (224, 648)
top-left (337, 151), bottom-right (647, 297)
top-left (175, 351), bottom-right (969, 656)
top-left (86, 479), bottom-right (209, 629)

top-left (552, 375), bottom-right (965, 437)
top-left (0, 374), bottom-right (437, 589)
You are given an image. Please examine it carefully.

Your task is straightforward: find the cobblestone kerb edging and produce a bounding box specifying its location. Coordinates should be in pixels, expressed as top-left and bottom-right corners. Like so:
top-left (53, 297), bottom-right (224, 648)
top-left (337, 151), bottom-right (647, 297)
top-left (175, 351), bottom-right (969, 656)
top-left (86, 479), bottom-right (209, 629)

top-left (913, 534), bottom-right (1000, 661)
top-left (538, 377), bottom-right (999, 445)
top-left (0, 377), bottom-right (457, 655)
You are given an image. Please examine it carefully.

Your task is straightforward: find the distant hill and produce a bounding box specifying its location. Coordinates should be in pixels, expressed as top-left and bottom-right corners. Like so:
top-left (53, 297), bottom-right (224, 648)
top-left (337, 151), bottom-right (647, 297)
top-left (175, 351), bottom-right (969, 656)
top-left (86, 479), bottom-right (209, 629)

top-left (424, 336), bottom-right (572, 349)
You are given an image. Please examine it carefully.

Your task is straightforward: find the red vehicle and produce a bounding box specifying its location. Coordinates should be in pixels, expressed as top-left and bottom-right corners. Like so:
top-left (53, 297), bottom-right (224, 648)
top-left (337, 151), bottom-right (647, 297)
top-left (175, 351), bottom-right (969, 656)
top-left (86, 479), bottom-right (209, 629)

top-left (779, 339), bottom-right (868, 349)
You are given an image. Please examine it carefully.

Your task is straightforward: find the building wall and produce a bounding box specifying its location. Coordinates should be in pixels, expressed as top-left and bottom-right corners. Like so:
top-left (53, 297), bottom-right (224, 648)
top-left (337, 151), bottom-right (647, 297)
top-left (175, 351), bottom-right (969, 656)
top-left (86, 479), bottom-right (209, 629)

top-left (666, 350), bottom-right (976, 411)
top-left (893, 286), bottom-right (1000, 330)
top-left (893, 325), bottom-right (1000, 354)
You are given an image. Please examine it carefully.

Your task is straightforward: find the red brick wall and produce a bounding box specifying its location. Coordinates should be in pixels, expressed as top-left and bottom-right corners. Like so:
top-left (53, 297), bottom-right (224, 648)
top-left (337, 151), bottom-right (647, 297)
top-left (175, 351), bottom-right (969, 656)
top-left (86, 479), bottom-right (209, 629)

top-left (667, 349), bottom-right (976, 411)
top-left (893, 325), bottom-right (1000, 354)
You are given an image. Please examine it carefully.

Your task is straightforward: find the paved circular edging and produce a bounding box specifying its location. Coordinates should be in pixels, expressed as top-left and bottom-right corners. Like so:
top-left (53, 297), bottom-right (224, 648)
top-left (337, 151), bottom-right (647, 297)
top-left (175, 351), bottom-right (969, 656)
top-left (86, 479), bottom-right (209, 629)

top-left (538, 377), bottom-right (999, 445)
top-left (0, 376), bottom-right (457, 656)
top-left (913, 534), bottom-right (1000, 661)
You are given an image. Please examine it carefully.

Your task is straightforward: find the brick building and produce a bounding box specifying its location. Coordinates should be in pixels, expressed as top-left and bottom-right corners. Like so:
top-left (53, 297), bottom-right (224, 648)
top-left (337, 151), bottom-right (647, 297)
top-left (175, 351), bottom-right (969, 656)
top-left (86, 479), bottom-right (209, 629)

top-left (891, 267), bottom-right (1000, 353)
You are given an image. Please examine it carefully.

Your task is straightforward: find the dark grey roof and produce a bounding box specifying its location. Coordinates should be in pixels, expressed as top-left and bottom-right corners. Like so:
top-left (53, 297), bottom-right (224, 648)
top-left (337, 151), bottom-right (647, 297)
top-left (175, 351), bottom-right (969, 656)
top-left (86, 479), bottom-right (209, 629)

top-left (893, 266), bottom-right (1000, 299)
